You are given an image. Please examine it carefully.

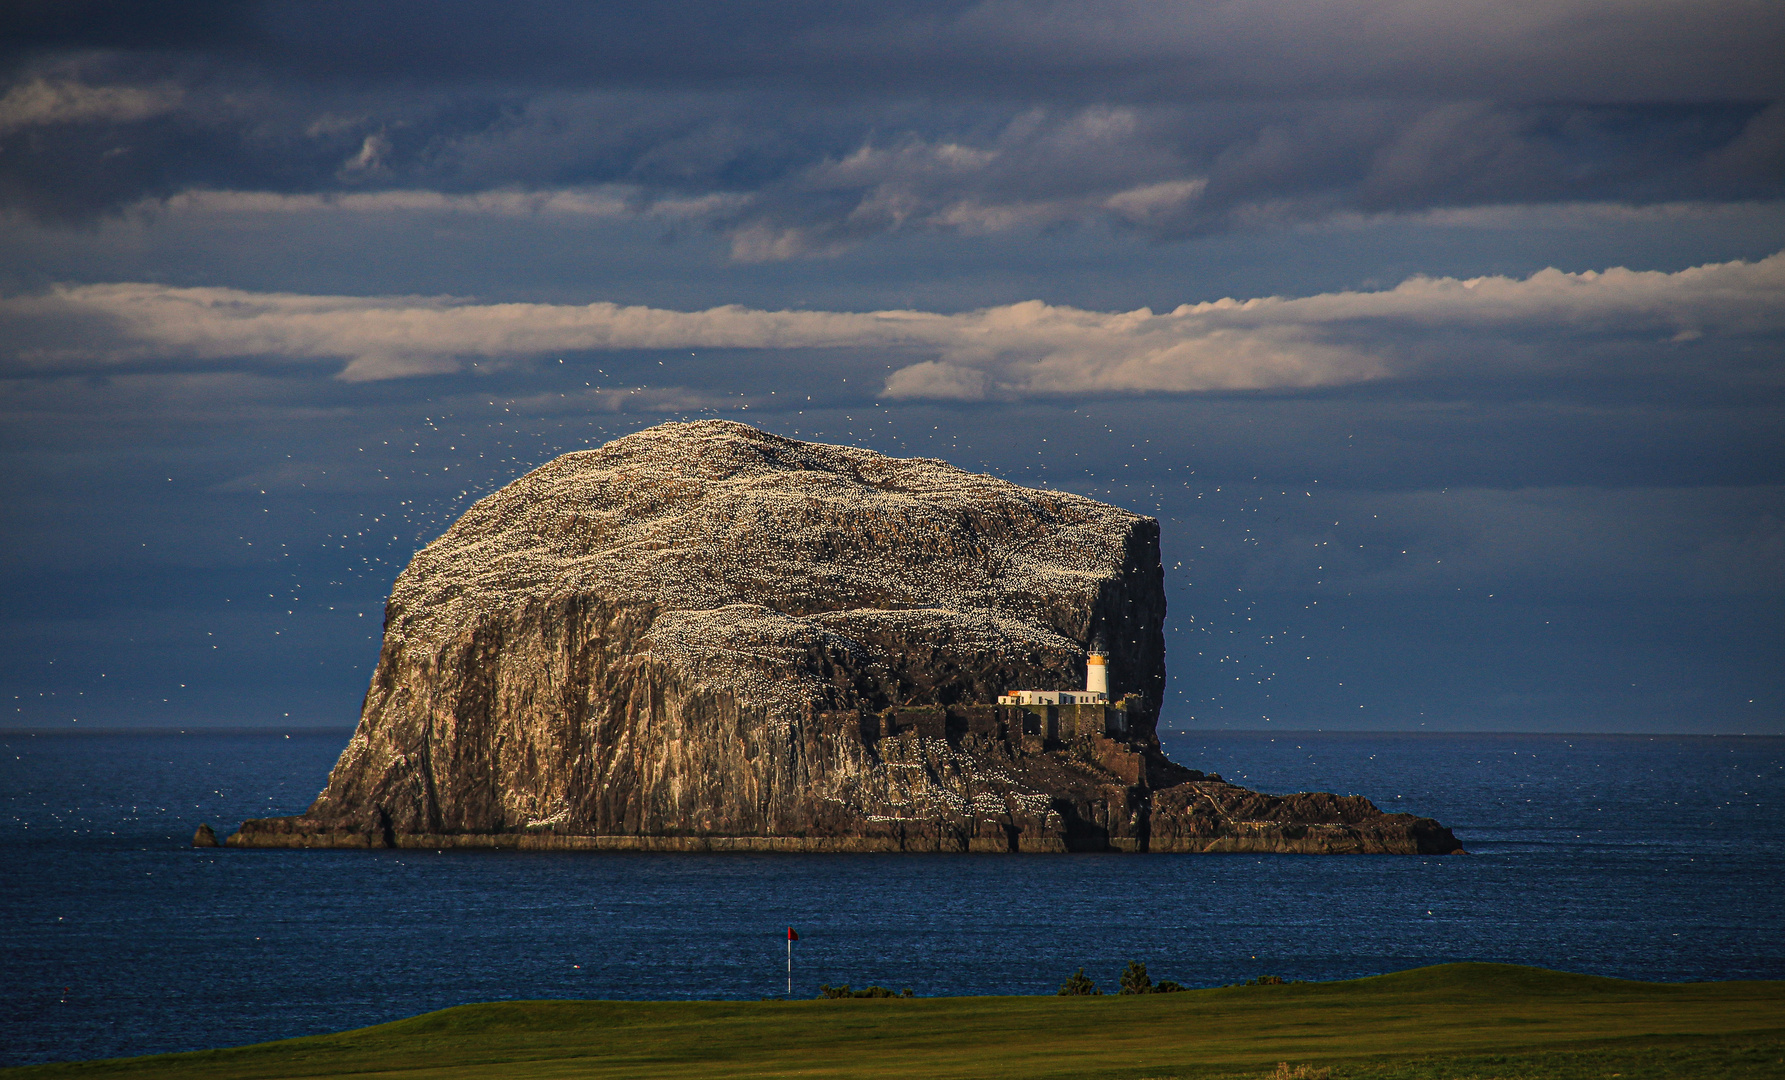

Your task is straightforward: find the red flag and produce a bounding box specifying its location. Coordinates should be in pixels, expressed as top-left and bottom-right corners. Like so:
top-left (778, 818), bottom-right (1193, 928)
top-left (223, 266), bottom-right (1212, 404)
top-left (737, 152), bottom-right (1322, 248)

top-left (787, 927), bottom-right (799, 941)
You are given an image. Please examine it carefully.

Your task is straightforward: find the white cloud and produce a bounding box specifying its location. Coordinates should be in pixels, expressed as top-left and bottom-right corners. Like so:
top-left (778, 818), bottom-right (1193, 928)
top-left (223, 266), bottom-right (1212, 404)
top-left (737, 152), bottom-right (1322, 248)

top-left (508, 385), bottom-right (759, 414)
top-left (338, 132), bottom-right (393, 175)
top-left (882, 362), bottom-right (992, 401)
top-left (1312, 200), bottom-right (1785, 232)
top-left (4, 251), bottom-right (1780, 389)
top-left (727, 222), bottom-right (854, 263)
top-left (724, 110), bottom-right (1207, 259)
top-left (1103, 179), bottom-right (1208, 224)
top-left (0, 78), bottom-right (183, 135)
top-left (143, 186), bottom-right (747, 221)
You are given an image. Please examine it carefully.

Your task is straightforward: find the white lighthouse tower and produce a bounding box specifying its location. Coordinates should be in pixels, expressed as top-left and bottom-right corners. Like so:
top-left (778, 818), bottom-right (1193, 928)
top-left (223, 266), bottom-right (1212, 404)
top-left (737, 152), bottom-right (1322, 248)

top-left (1084, 647), bottom-right (1108, 697)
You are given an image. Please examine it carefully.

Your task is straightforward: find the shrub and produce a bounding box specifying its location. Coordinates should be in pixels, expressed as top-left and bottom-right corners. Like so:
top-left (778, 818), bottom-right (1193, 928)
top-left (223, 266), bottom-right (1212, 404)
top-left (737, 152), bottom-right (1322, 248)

top-left (1118, 960), bottom-right (1153, 995)
top-left (1057, 968), bottom-right (1101, 996)
top-left (818, 984), bottom-right (914, 999)
top-left (1153, 980), bottom-right (1187, 993)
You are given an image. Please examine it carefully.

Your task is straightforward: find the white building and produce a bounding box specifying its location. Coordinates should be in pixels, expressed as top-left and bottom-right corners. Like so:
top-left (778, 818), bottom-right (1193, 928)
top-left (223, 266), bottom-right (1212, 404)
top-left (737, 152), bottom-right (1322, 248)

top-left (998, 648), bottom-right (1111, 707)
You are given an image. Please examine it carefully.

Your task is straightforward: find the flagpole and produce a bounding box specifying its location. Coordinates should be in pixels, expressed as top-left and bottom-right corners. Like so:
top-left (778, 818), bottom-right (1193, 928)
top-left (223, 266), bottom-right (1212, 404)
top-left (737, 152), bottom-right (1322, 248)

top-left (786, 930), bottom-right (792, 997)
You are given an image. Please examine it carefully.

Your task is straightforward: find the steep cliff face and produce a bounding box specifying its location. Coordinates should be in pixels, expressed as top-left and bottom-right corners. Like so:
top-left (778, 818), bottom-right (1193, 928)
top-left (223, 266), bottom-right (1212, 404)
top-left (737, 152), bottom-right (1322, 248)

top-left (230, 420), bottom-right (1459, 855)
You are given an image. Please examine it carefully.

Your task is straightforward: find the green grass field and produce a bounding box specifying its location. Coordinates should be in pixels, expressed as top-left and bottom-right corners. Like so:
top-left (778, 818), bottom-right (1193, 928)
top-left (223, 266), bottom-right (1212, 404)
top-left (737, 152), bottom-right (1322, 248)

top-left (9, 964), bottom-right (1783, 1079)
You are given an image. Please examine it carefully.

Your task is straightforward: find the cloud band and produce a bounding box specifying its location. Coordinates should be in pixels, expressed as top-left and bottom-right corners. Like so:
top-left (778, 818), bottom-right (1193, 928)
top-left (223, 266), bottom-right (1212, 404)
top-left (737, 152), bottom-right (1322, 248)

top-left (4, 252), bottom-right (1780, 391)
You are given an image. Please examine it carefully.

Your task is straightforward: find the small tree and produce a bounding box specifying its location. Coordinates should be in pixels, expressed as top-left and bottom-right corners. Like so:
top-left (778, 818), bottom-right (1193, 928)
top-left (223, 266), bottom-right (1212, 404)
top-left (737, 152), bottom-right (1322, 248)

top-left (1057, 968), bottom-right (1101, 996)
top-left (1118, 960), bottom-right (1153, 995)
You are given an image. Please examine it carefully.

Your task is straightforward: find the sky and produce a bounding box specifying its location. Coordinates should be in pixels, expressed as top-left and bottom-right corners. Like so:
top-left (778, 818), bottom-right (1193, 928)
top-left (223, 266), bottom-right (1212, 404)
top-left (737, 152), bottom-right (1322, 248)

top-left (1, 1), bottom-right (1781, 734)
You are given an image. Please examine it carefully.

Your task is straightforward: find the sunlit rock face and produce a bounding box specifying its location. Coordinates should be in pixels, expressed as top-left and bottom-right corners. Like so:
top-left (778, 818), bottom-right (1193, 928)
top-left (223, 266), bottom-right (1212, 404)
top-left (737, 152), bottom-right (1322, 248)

top-left (228, 420), bottom-right (1459, 855)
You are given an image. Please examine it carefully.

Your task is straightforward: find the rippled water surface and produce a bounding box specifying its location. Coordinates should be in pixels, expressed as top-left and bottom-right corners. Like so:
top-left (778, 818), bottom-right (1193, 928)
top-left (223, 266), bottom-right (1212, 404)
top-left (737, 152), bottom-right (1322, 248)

top-left (2, 729), bottom-right (1781, 1066)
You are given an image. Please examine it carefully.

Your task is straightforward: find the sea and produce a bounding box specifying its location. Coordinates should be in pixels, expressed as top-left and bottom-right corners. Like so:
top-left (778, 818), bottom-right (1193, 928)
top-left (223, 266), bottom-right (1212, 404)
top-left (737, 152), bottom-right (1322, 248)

top-left (2, 729), bottom-right (1782, 1067)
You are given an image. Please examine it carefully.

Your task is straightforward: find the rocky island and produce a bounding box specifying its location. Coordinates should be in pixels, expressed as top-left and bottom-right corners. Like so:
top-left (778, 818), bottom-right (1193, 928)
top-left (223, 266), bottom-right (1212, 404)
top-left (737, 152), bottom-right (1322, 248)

top-left (228, 420), bottom-right (1460, 855)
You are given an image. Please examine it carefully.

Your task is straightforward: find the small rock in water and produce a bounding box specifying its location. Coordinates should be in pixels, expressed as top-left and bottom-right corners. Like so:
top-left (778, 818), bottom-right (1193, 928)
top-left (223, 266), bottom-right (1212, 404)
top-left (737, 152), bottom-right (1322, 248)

top-left (192, 824), bottom-right (220, 848)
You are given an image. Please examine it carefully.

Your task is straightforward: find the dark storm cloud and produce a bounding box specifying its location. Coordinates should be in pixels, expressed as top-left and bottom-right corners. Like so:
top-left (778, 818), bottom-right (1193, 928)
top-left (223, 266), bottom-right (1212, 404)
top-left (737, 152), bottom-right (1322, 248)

top-left (10, 1), bottom-right (1781, 100)
top-left (1, 1), bottom-right (1779, 242)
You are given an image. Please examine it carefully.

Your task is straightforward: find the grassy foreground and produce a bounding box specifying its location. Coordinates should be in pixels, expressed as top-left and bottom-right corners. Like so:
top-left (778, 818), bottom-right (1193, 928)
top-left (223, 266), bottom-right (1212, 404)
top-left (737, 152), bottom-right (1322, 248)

top-left (9, 964), bottom-right (1783, 1080)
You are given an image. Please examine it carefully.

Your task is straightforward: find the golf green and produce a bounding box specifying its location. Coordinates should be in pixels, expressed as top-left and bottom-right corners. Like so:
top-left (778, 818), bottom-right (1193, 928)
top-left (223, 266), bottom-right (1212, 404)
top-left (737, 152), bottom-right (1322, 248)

top-left (8, 964), bottom-right (1782, 1079)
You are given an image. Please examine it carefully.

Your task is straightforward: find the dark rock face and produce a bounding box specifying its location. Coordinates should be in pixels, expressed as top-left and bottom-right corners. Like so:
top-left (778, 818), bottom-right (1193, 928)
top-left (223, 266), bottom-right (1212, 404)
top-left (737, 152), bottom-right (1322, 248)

top-left (191, 823), bottom-right (219, 848)
top-left (1147, 782), bottom-right (1461, 854)
top-left (229, 420), bottom-right (1459, 855)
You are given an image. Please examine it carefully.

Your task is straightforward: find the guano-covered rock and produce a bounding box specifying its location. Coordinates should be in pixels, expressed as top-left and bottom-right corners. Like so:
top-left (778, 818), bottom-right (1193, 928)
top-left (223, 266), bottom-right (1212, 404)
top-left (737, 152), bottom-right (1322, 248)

top-left (230, 420), bottom-right (1460, 855)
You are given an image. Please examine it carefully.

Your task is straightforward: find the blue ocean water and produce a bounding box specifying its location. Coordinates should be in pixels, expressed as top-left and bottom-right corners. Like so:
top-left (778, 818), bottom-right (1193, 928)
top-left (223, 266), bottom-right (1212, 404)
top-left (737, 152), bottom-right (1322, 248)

top-left (2, 729), bottom-right (1782, 1067)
